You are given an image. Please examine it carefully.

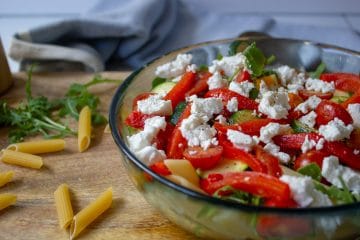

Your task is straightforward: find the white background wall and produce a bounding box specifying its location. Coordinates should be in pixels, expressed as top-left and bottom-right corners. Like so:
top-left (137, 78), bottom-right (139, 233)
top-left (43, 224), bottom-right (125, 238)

top-left (1, 0), bottom-right (359, 71)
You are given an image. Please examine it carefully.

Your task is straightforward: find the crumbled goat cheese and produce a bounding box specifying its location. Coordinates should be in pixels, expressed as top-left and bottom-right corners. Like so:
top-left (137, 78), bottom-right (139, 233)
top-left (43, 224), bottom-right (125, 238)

top-left (227, 129), bottom-right (257, 152)
top-left (215, 115), bottom-right (227, 124)
top-left (226, 97), bottom-right (238, 112)
top-left (228, 80), bottom-right (255, 98)
top-left (347, 103), bottom-right (360, 128)
top-left (259, 122), bottom-right (291, 143)
top-left (275, 65), bottom-right (298, 86)
top-left (207, 71), bottom-right (228, 90)
top-left (137, 94), bottom-right (173, 115)
top-left (136, 146), bottom-right (166, 166)
top-left (301, 135), bottom-right (317, 153)
top-left (155, 53), bottom-right (192, 78)
top-left (209, 53), bottom-right (246, 77)
top-left (258, 80), bottom-right (269, 97)
top-left (180, 115), bottom-right (218, 149)
top-left (287, 83), bottom-right (304, 94)
top-left (316, 138), bottom-right (325, 150)
top-left (322, 156), bottom-right (360, 193)
top-left (280, 175), bottom-right (332, 207)
top-left (299, 111), bottom-right (317, 128)
top-left (190, 96), bottom-right (223, 121)
top-left (186, 64), bottom-right (197, 73)
top-left (318, 118), bottom-right (353, 142)
top-left (294, 95), bottom-right (322, 114)
top-left (258, 91), bottom-right (290, 119)
top-left (305, 78), bottom-right (335, 93)
top-left (263, 142), bottom-right (291, 164)
top-left (171, 75), bottom-right (182, 83)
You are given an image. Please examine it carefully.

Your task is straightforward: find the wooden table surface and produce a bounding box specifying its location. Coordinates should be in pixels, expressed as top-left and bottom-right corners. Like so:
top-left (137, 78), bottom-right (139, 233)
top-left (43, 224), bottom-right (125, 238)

top-left (0, 72), bottom-right (200, 240)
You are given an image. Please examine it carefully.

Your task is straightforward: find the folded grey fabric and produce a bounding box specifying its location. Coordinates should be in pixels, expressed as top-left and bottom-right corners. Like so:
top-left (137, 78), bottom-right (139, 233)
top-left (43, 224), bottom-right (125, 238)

top-left (9, 0), bottom-right (360, 72)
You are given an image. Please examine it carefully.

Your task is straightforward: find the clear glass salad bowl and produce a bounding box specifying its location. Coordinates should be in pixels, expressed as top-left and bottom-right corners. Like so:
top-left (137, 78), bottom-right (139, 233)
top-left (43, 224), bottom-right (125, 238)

top-left (109, 37), bottom-right (360, 240)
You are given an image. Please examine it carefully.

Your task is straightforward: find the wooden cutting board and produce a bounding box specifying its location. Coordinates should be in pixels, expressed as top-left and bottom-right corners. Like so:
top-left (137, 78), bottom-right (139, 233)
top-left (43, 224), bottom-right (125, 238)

top-left (0, 72), bottom-right (200, 240)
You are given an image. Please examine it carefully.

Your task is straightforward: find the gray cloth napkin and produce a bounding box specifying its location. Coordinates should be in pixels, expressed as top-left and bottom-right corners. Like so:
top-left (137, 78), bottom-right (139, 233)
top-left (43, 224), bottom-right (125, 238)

top-left (9, 0), bottom-right (360, 72)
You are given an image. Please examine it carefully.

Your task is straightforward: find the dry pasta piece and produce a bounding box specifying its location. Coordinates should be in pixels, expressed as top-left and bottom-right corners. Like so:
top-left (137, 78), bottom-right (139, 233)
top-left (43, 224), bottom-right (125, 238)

top-left (0, 171), bottom-right (14, 188)
top-left (54, 184), bottom-right (74, 229)
top-left (0, 193), bottom-right (16, 211)
top-left (0, 149), bottom-right (43, 169)
top-left (70, 187), bottom-right (113, 239)
top-left (78, 106), bottom-right (91, 152)
top-left (164, 159), bottom-right (199, 186)
top-left (7, 139), bottom-right (65, 154)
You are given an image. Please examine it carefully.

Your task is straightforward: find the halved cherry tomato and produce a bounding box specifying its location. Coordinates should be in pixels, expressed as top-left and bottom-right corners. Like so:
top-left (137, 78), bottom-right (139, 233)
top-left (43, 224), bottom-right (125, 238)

top-left (324, 141), bottom-right (360, 170)
top-left (298, 89), bottom-right (333, 100)
top-left (204, 88), bottom-right (259, 110)
top-left (132, 92), bottom-right (154, 110)
top-left (166, 104), bottom-right (191, 158)
top-left (348, 129), bottom-right (360, 149)
top-left (183, 146), bottom-right (223, 170)
top-left (320, 73), bottom-right (360, 93)
top-left (273, 133), bottom-right (322, 151)
top-left (254, 145), bottom-right (282, 178)
top-left (315, 100), bottom-right (353, 126)
top-left (235, 70), bottom-right (251, 83)
top-left (288, 93), bottom-right (304, 109)
top-left (294, 150), bottom-right (329, 170)
top-left (164, 71), bottom-right (196, 108)
top-left (217, 132), bottom-right (268, 173)
top-left (200, 172), bottom-right (291, 201)
top-left (150, 161), bottom-right (171, 176)
top-left (124, 111), bottom-right (154, 129)
top-left (186, 71), bottom-right (212, 96)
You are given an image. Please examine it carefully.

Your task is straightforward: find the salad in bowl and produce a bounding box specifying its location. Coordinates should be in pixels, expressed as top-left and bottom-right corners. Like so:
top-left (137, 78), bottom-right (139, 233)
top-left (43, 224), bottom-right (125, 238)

top-left (110, 38), bottom-right (360, 239)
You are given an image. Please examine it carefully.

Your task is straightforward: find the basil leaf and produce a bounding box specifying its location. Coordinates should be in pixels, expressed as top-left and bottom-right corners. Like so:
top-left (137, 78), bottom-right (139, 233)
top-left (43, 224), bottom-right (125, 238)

top-left (310, 62), bottom-right (326, 79)
top-left (151, 77), bottom-right (166, 89)
top-left (297, 163), bottom-right (322, 182)
top-left (243, 43), bottom-right (266, 77)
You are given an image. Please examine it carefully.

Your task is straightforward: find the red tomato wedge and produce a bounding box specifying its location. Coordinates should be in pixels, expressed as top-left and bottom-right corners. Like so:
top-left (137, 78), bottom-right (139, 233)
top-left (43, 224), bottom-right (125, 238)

top-left (124, 111), bottom-right (154, 129)
top-left (320, 73), bottom-right (360, 92)
top-left (200, 172), bottom-right (291, 201)
top-left (298, 89), bottom-right (333, 100)
top-left (324, 141), bottom-right (360, 170)
top-left (235, 70), bottom-right (251, 83)
top-left (186, 71), bottom-right (212, 96)
top-left (218, 132), bottom-right (268, 173)
top-left (315, 100), bottom-right (353, 126)
top-left (164, 71), bottom-right (196, 108)
top-left (254, 146), bottom-right (282, 178)
top-left (294, 150), bottom-right (329, 170)
top-left (150, 161), bottom-right (171, 176)
top-left (166, 103), bottom-right (191, 159)
top-left (204, 88), bottom-right (259, 110)
top-left (183, 146), bottom-right (223, 170)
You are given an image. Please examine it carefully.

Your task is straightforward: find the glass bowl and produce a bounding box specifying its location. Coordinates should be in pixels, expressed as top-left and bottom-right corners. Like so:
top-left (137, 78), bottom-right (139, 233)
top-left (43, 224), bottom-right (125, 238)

top-left (109, 37), bottom-right (360, 240)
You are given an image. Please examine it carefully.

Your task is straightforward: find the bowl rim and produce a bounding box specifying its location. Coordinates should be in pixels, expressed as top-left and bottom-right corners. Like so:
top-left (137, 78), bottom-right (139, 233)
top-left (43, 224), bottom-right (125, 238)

top-left (109, 36), bottom-right (360, 214)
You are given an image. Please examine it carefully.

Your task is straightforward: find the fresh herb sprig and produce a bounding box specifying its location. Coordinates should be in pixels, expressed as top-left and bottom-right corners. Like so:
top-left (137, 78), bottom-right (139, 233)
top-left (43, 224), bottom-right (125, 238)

top-left (0, 69), bottom-right (121, 143)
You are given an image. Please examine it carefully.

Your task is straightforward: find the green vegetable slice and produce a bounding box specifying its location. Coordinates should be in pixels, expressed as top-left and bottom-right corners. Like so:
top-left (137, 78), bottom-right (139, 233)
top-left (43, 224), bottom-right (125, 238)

top-left (170, 101), bottom-right (187, 125)
top-left (290, 120), bottom-right (315, 133)
top-left (229, 110), bottom-right (258, 124)
top-left (151, 77), bottom-right (166, 89)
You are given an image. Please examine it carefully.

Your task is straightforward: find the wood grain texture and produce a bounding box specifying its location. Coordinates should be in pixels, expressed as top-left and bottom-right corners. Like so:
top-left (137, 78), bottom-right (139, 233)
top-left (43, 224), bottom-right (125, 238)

top-left (0, 72), bottom-right (200, 240)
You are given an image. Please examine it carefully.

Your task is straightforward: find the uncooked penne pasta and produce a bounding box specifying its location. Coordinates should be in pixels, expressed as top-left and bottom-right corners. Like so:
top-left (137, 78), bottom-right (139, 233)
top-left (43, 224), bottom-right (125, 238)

top-left (164, 159), bottom-right (199, 186)
top-left (0, 149), bottom-right (43, 169)
top-left (0, 171), bottom-right (14, 188)
top-left (70, 187), bottom-right (113, 239)
top-left (0, 193), bottom-right (16, 211)
top-left (78, 106), bottom-right (91, 152)
top-left (7, 139), bottom-right (65, 154)
top-left (54, 184), bottom-right (74, 229)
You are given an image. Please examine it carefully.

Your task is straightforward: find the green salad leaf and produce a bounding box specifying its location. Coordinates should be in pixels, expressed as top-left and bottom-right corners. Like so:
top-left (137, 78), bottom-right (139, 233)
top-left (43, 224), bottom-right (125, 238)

top-left (213, 185), bottom-right (263, 206)
top-left (243, 43), bottom-right (267, 77)
top-left (297, 163), bottom-right (322, 182)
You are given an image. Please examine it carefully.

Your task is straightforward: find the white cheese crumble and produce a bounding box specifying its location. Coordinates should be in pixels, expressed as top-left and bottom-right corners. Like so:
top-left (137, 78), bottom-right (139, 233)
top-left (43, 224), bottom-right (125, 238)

top-left (347, 103), bottom-right (360, 129)
top-left (227, 129), bottom-right (257, 152)
top-left (275, 65), bottom-right (305, 87)
top-left (305, 78), bottom-right (335, 93)
top-left (301, 135), bottom-right (317, 153)
top-left (137, 94), bottom-right (173, 115)
top-left (263, 142), bottom-right (291, 164)
top-left (155, 53), bottom-right (192, 78)
top-left (209, 53), bottom-right (246, 77)
top-left (226, 97), bottom-right (238, 112)
top-left (228, 80), bottom-right (255, 98)
top-left (180, 115), bottom-right (218, 150)
top-left (190, 96), bottom-right (223, 121)
top-left (136, 146), bottom-right (166, 166)
top-left (294, 95), bottom-right (322, 114)
top-left (207, 71), bottom-right (228, 90)
top-left (280, 175), bottom-right (332, 207)
top-left (215, 115), bottom-right (227, 124)
top-left (316, 138), bottom-right (325, 150)
top-left (318, 118), bottom-right (353, 142)
top-left (322, 156), bottom-right (360, 193)
top-left (258, 91), bottom-right (290, 119)
top-left (299, 111), bottom-right (317, 128)
top-left (186, 64), bottom-right (197, 73)
top-left (259, 122), bottom-right (291, 143)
